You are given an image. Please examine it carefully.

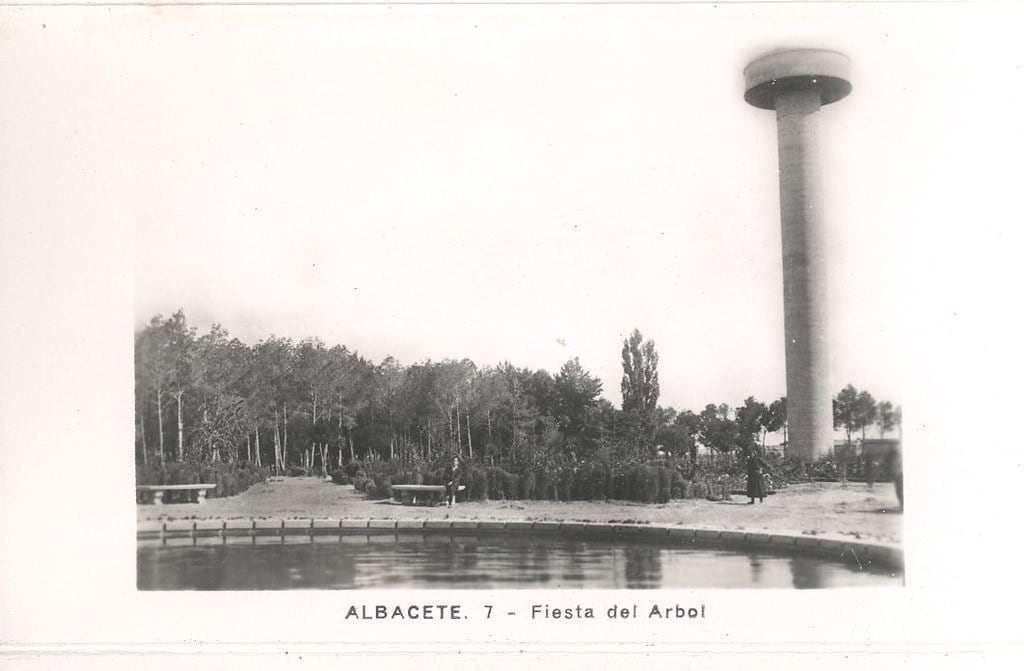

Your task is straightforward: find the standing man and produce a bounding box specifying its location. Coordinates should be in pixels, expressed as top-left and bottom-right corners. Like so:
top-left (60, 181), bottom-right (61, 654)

top-left (444, 455), bottom-right (461, 508)
top-left (864, 445), bottom-right (878, 490)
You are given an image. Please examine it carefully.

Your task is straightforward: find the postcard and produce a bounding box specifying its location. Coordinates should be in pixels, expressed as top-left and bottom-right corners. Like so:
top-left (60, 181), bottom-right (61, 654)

top-left (1, 1), bottom-right (1021, 668)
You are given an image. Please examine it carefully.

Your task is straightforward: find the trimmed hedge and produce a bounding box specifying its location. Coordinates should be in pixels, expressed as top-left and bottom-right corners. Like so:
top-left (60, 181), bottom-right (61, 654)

top-left (136, 460), bottom-right (270, 502)
top-left (328, 452), bottom-right (851, 504)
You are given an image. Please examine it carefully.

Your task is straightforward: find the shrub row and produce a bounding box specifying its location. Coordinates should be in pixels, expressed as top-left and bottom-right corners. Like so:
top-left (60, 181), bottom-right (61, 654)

top-left (762, 452), bottom-right (893, 484)
top-left (332, 451), bottom-right (881, 504)
top-left (334, 458), bottom-right (752, 503)
top-left (136, 460), bottom-right (271, 502)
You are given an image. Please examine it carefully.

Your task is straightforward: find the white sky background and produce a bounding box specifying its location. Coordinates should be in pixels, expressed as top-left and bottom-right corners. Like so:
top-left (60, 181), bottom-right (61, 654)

top-left (11, 3), bottom-right (991, 411)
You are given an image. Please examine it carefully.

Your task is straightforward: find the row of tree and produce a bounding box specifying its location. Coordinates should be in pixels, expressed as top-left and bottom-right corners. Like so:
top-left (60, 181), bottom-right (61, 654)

top-left (833, 384), bottom-right (901, 447)
top-left (134, 311), bottom-right (900, 474)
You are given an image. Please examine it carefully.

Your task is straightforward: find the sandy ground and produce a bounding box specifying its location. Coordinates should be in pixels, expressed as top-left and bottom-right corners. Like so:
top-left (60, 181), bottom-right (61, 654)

top-left (137, 477), bottom-right (902, 544)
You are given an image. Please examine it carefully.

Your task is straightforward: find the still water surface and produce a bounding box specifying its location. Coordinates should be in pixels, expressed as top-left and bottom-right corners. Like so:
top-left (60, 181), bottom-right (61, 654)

top-left (138, 533), bottom-right (901, 590)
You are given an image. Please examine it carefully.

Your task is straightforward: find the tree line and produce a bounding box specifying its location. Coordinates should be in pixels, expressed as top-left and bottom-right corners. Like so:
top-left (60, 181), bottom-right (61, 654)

top-left (134, 311), bottom-right (900, 474)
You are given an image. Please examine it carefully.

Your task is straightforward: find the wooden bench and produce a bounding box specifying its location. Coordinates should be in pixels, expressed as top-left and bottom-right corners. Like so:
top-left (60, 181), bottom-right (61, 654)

top-left (390, 484), bottom-right (465, 506)
top-left (137, 483), bottom-right (217, 504)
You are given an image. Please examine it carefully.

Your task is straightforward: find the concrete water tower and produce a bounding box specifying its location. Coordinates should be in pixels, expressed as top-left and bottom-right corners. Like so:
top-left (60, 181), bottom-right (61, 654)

top-left (744, 48), bottom-right (851, 460)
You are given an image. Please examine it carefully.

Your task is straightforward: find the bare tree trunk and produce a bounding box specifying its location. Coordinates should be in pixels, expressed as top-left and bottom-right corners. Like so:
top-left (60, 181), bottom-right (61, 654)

top-left (175, 391), bottom-right (184, 462)
top-left (511, 395), bottom-right (518, 463)
top-left (246, 434), bottom-right (252, 462)
top-left (254, 428), bottom-right (262, 468)
top-left (139, 409), bottom-right (148, 465)
top-left (283, 402), bottom-right (289, 468)
top-left (456, 398), bottom-right (463, 453)
top-left (157, 389), bottom-right (165, 465)
top-left (274, 413), bottom-right (282, 475)
top-left (342, 411), bottom-right (350, 465)
top-left (466, 407), bottom-right (473, 458)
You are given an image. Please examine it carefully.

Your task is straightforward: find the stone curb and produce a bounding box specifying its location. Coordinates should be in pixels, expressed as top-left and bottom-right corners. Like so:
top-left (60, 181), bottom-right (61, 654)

top-left (744, 532), bottom-right (772, 547)
top-left (138, 518), bottom-right (903, 570)
top-left (667, 527), bottom-right (696, 542)
top-left (719, 530), bottom-right (746, 545)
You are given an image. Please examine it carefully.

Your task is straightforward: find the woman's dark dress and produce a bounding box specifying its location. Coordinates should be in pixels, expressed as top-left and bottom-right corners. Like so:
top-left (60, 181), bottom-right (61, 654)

top-left (746, 455), bottom-right (768, 499)
top-left (444, 464), bottom-right (461, 503)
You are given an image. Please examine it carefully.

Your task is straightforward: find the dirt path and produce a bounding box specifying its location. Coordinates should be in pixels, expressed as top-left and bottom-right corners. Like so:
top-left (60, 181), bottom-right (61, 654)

top-left (137, 477), bottom-right (902, 544)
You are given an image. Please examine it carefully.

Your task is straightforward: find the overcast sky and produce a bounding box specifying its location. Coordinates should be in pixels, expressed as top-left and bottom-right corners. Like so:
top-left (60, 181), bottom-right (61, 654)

top-left (9, 2), bottom-right (1000, 411)
top-left (117, 2), bottom-right (977, 411)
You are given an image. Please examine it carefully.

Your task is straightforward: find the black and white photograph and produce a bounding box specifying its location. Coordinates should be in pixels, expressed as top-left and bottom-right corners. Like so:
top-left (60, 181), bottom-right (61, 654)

top-left (2, 0), bottom-right (1023, 667)
top-left (125, 7), bottom-right (909, 593)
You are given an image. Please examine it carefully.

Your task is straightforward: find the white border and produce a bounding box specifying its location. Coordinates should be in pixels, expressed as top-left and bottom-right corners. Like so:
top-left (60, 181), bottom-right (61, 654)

top-left (2, 0), bottom-right (1023, 665)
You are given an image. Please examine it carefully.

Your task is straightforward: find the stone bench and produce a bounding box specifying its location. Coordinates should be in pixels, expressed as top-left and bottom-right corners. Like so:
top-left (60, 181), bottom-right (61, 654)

top-left (390, 484), bottom-right (465, 506)
top-left (137, 483), bottom-right (217, 504)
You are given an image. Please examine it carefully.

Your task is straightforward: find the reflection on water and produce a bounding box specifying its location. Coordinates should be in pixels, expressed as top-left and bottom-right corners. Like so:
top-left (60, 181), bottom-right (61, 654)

top-left (789, 554), bottom-right (827, 589)
top-left (623, 545), bottom-right (662, 589)
top-left (137, 533), bottom-right (901, 590)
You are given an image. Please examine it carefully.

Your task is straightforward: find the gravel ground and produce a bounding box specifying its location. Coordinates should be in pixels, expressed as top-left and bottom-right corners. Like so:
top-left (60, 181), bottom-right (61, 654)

top-left (137, 476), bottom-right (902, 544)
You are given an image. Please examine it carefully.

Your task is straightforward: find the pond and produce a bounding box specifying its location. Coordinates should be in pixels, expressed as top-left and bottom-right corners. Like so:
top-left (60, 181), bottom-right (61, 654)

top-left (137, 532), bottom-right (902, 590)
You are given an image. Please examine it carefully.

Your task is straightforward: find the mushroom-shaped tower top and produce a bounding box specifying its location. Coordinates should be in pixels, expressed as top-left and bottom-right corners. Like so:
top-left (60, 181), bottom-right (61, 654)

top-left (744, 48), bottom-right (851, 110)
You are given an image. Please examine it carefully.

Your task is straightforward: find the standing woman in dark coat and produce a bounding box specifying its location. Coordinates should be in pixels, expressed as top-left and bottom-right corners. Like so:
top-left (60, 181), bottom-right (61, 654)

top-left (444, 455), bottom-right (461, 508)
top-left (746, 449), bottom-right (770, 504)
